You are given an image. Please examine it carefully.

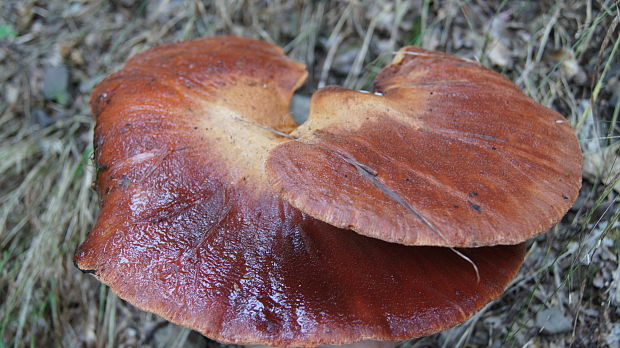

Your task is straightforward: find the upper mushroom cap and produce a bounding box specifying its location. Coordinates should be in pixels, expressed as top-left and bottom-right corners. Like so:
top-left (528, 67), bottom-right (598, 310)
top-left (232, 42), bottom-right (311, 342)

top-left (75, 37), bottom-right (526, 346)
top-left (266, 47), bottom-right (582, 247)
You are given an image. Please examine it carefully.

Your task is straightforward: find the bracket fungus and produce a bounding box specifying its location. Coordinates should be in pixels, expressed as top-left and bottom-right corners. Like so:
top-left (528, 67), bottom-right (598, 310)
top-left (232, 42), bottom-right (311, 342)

top-left (75, 36), bottom-right (581, 347)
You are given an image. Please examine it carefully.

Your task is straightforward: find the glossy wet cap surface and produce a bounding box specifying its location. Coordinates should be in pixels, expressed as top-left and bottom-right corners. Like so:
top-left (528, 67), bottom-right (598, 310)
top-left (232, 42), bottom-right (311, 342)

top-left (76, 37), bottom-right (528, 346)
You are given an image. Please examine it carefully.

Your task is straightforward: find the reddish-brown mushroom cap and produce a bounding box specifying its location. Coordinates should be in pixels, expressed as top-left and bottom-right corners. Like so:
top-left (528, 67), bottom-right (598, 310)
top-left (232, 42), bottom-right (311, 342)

top-left (75, 37), bottom-right (527, 346)
top-left (266, 47), bottom-right (582, 247)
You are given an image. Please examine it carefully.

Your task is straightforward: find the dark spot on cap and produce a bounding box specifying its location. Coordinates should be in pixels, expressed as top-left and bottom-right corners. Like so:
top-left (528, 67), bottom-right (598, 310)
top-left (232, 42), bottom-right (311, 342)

top-left (562, 195), bottom-right (568, 200)
top-left (467, 200), bottom-right (481, 212)
top-left (468, 192), bottom-right (478, 197)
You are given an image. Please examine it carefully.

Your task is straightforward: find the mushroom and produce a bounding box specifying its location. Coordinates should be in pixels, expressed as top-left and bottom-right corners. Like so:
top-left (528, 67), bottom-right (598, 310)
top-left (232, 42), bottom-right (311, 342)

top-left (74, 37), bottom-right (580, 347)
top-left (267, 49), bottom-right (582, 247)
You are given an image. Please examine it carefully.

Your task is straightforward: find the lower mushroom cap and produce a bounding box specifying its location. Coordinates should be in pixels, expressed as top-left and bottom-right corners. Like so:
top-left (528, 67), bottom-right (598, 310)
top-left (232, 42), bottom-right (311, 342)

top-left (75, 179), bottom-right (525, 346)
top-left (75, 37), bottom-right (527, 346)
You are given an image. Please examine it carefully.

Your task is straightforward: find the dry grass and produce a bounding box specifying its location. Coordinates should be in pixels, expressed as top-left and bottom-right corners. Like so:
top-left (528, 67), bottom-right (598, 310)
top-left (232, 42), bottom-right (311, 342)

top-left (1, 1), bottom-right (619, 347)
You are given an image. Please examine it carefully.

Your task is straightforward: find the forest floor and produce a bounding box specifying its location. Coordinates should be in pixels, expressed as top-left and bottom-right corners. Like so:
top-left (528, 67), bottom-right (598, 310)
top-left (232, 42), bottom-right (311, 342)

top-left (1, 1), bottom-right (619, 347)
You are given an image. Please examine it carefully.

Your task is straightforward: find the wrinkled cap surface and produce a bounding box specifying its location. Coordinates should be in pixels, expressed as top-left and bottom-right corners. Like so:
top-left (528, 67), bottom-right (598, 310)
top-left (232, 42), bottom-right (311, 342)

top-left (267, 47), bottom-right (582, 247)
top-left (75, 37), bottom-right (526, 346)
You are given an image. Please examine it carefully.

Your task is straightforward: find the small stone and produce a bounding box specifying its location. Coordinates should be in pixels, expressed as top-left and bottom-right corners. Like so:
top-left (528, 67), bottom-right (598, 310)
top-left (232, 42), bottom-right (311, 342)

top-left (605, 323), bottom-right (620, 347)
top-left (535, 306), bottom-right (572, 334)
top-left (290, 94), bottom-right (310, 125)
top-left (42, 65), bottom-right (70, 105)
top-left (5, 84), bottom-right (19, 107)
